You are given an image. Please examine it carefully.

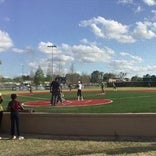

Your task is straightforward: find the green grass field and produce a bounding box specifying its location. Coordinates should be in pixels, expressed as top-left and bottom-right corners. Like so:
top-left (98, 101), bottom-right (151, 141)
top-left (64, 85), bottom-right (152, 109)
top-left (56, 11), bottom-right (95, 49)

top-left (1, 87), bottom-right (156, 113)
top-left (1, 87), bottom-right (156, 155)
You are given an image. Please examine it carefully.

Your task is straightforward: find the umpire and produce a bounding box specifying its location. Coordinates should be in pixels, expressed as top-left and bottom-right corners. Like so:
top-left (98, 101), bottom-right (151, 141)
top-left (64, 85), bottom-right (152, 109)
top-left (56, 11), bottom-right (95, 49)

top-left (50, 78), bottom-right (60, 106)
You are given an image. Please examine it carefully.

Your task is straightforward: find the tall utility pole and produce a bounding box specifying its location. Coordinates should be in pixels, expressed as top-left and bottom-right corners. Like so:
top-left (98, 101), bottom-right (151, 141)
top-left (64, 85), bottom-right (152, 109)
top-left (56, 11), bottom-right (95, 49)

top-left (21, 64), bottom-right (24, 80)
top-left (47, 44), bottom-right (57, 81)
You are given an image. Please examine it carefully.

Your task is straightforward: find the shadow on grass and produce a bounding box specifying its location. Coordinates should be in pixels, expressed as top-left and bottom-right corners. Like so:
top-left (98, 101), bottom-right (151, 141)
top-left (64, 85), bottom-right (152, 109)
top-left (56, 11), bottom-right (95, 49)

top-left (15, 134), bottom-right (156, 142)
top-left (3, 133), bottom-right (156, 142)
top-left (105, 143), bottom-right (156, 155)
top-left (1, 134), bottom-right (156, 155)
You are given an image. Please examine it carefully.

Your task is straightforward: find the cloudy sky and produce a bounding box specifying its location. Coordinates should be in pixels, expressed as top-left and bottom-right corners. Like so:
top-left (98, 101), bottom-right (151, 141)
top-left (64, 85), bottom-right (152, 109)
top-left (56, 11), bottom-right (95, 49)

top-left (0, 0), bottom-right (156, 78)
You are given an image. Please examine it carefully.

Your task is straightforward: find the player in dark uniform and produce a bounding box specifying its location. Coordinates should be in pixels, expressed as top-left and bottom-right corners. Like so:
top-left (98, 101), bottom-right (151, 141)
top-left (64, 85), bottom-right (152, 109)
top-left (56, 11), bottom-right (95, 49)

top-left (50, 78), bottom-right (60, 106)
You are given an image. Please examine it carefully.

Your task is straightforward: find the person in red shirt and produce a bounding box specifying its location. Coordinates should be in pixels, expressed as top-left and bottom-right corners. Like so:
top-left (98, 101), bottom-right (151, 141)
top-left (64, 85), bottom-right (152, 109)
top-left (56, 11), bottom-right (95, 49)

top-left (7, 94), bottom-right (24, 140)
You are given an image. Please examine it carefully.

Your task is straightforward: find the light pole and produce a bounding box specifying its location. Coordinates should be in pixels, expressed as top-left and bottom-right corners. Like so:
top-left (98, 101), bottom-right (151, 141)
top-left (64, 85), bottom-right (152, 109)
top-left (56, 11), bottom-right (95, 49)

top-left (47, 44), bottom-right (57, 81)
top-left (21, 64), bottom-right (24, 80)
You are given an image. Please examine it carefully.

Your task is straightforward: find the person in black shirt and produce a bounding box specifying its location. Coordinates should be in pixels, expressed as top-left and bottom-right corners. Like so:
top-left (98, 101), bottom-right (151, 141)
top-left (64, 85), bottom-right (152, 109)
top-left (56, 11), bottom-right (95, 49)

top-left (50, 78), bottom-right (60, 106)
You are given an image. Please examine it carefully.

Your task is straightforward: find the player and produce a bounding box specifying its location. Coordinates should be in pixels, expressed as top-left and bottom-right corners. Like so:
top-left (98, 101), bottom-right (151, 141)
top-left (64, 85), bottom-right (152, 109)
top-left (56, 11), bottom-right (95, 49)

top-left (77, 81), bottom-right (83, 101)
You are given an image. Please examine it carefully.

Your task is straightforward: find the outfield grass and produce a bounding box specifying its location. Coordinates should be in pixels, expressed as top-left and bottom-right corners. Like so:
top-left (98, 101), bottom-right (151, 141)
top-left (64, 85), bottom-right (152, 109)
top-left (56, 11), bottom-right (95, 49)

top-left (1, 87), bottom-right (156, 113)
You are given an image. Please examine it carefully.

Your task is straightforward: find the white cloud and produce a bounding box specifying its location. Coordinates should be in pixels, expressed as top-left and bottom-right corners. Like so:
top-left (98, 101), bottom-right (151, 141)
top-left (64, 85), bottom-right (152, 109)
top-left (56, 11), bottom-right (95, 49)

top-left (28, 54), bottom-right (73, 76)
top-left (54, 53), bottom-right (74, 66)
top-left (133, 21), bottom-right (156, 39)
top-left (135, 6), bottom-right (143, 13)
top-left (38, 42), bottom-right (58, 55)
top-left (109, 52), bottom-right (144, 76)
top-left (118, 0), bottom-right (133, 4)
top-left (151, 10), bottom-right (156, 21)
top-left (110, 52), bottom-right (156, 77)
top-left (80, 38), bottom-right (89, 44)
top-left (28, 58), bottom-right (50, 75)
top-left (36, 40), bottom-right (156, 77)
top-left (71, 44), bottom-right (115, 63)
top-left (143, 0), bottom-right (156, 6)
top-left (110, 60), bottom-right (139, 75)
top-left (0, 30), bottom-right (13, 52)
top-left (36, 42), bottom-right (75, 75)
top-left (120, 52), bottom-right (143, 63)
top-left (36, 41), bottom-right (115, 75)
top-left (12, 48), bottom-right (25, 53)
top-left (80, 16), bottom-right (136, 43)
top-left (144, 65), bottom-right (156, 72)
top-left (80, 16), bottom-right (156, 43)
top-left (90, 23), bottom-right (105, 38)
top-left (12, 47), bottom-right (34, 54)
top-left (54, 42), bottom-right (115, 64)
top-left (28, 62), bottom-right (38, 70)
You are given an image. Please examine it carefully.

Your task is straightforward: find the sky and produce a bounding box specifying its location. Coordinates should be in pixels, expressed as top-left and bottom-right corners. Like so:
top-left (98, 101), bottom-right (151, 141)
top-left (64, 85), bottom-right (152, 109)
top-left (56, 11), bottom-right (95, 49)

top-left (0, 0), bottom-right (156, 78)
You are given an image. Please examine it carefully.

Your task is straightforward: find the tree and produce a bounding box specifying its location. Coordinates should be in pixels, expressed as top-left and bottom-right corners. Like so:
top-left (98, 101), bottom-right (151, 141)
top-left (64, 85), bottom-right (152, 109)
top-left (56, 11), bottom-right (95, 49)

top-left (131, 75), bottom-right (143, 82)
top-left (65, 73), bottom-right (80, 84)
top-left (30, 69), bottom-right (35, 79)
top-left (143, 74), bottom-right (151, 82)
top-left (81, 73), bottom-right (90, 84)
top-left (118, 72), bottom-right (127, 79)
top-left (90, 70), bottom-right (104, 83)
top-left (103, 73), bottom-right (116, 81)
top-left (34, 66), bottom-right (44, 86)
top-left (151, 75), bottom-right (156, 82)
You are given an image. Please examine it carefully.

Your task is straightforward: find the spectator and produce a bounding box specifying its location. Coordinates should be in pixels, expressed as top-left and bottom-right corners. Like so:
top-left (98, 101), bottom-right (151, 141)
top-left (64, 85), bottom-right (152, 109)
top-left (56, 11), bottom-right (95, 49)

top-left (7, 94), bottom-right (25, 140)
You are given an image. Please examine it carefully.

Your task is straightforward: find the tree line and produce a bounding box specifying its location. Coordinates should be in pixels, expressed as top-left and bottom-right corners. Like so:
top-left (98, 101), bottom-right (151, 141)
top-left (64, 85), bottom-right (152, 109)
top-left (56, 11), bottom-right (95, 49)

top-left (1, 66), bottom-right (156, 86)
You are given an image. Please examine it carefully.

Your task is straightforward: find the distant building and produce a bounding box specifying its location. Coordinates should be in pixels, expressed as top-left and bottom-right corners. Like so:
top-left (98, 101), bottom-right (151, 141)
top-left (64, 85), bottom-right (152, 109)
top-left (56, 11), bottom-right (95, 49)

top-left (108, 78), bottom-right (130, 83)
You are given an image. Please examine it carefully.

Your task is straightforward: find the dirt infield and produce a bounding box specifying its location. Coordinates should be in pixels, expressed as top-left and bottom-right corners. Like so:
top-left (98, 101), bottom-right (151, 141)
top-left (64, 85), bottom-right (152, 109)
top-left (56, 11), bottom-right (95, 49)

top-left (24, 99), bottom-right (113, 107)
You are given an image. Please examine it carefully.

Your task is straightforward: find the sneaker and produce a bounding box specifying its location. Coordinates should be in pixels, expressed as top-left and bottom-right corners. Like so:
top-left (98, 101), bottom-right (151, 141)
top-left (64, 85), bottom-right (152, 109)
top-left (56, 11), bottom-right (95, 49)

top-left (11, 136), bottom-right (16, 140)
top-left (18, 136), bottom-right (24, 140)
top-left (0, 137), bottom-right (2, 140)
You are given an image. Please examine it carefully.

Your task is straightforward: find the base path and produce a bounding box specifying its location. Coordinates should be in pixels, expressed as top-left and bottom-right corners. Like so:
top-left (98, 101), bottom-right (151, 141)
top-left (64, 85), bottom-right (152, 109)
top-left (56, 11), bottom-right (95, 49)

top-left (24, 99), bottom-right (113, 107)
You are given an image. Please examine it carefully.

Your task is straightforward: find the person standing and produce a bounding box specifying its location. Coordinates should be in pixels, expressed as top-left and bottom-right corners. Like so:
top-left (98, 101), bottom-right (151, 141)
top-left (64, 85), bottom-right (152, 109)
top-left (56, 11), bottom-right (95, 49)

top-left (112, 82), bottom-right (117, 91)
top-left (7, 94), bottom-right (24, 140)
top-left (68, 84), bottom-right (72, 92)
top-left (0, 93), bottom-right (3, 139)
top-left (77, 81), bottom-right (83, 101)
top-left (29, 84), bottom-right (33, 94)
top-left (57, 86), bottom-right (65, 104)
top-left (50, 78), bottom-right (60, 106)
top-left (101, 81), bottom-right (107, 94)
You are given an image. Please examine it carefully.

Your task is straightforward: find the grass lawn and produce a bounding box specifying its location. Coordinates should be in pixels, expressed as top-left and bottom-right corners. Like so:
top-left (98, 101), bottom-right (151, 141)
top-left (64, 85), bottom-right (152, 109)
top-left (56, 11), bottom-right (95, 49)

top-left (0, 135), bottom-right (156, 156)
top-left (1, 87), bottom-right (156, 113)
top-left (1, 87), bottom-right (156, 155)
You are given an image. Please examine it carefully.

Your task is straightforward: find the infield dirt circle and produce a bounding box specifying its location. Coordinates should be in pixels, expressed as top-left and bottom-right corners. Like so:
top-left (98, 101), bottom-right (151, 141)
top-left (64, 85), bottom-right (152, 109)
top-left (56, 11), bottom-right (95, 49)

top-left (24, 99), bottom-right (113, 107)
